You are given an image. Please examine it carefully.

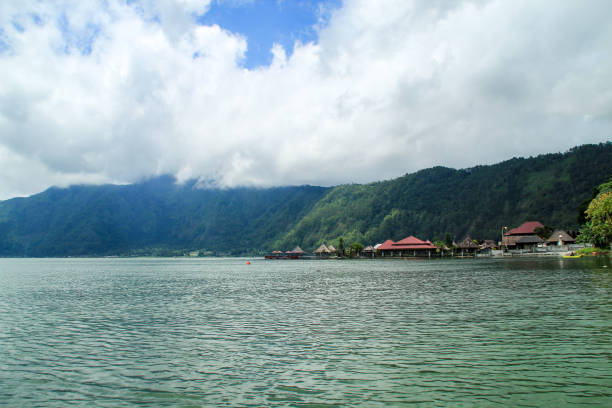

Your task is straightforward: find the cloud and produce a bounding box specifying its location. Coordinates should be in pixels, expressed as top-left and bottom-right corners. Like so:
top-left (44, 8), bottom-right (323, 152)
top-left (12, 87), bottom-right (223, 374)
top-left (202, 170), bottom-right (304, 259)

top-left (0, 0), bottom-right (611, 199)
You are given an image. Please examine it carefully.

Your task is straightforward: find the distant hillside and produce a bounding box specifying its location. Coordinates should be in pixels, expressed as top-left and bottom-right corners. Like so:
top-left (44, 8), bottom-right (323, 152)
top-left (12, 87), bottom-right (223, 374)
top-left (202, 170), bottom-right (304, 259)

top-left (274, 143), bottom-right (612, 249)
top-left (0, 178), bottom-right (328, 256)
top-left (0, 143), bottom-right (610, 256)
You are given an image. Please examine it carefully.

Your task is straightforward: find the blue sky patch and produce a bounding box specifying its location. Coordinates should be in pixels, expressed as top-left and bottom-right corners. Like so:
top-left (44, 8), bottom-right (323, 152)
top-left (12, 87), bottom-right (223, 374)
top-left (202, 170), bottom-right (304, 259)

top-left (11, 19), bottom-right (25, 33)
top-left (56, 13), bottom-right (101, 56)
top-left (30, 13), bottom-right (43, 26)
top-left (0, 29), bottom-right (10, 55)
top-left (198, 0), bottom-right (341, 68)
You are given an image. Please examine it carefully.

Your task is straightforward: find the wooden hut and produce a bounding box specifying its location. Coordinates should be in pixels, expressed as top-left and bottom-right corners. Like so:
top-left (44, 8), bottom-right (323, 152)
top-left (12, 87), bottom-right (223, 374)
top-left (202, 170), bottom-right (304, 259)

top-left (546, 230), bottom-right (575, 246)
top-left (515, 235), bottom-right (544, 250)
top-left (362, 245), bottom-right (375, 258)
top-left (480, 240), bottom-right (497, 250)
top-left (285, 246), bottom-right (305, 259)
top-left (455, 236), bottom-right (479, 256)
top-left (314, 244), bottom-right (331, 257)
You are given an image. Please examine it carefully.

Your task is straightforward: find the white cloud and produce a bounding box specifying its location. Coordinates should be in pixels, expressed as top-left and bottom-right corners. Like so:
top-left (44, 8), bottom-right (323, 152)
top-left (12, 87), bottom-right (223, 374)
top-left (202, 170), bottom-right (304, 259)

top-left (0, 0), bottom-right (611, 199)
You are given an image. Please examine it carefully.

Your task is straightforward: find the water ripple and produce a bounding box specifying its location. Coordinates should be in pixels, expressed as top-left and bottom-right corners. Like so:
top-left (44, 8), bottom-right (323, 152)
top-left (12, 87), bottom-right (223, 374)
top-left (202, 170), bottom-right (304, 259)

top-left (1, 257), bottom-right (611, 406)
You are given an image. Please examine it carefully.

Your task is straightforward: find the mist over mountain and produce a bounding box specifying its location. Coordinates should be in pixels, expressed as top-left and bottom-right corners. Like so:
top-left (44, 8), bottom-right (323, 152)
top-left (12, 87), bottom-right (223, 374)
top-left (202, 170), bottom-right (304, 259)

top-left (0, 143), bottom-right (610, 257)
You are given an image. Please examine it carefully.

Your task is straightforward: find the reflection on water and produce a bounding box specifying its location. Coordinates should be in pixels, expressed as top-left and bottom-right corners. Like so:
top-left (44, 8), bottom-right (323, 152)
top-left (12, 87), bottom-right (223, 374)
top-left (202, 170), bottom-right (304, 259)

top-left (0, 257), bottom-right (611, 407)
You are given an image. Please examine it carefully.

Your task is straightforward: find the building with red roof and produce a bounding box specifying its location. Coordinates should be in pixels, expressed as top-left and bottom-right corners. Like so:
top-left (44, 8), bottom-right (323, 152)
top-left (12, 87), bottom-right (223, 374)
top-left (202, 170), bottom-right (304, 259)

top-left (377, 236), bottom-right (438, 257)
top-left (502, 221), bottom-right (545, 249)
top-left (506, 221), bottom-right (545, 236)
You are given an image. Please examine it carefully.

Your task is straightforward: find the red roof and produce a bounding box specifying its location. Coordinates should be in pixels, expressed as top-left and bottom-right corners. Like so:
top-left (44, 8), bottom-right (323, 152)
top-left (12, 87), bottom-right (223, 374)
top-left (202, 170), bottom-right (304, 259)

top-left (395, 236), bottom-right (426, 245)
top-left (393, 244), bottom-right (437, 250)
top-left (506, 221), bottom-right (544, 236)
top-left (395, 243), bottom-right (437, 250)
top-left (377, 239), bottom-right (395, 250)
top-left (378, 236), bottom-right (437, 251)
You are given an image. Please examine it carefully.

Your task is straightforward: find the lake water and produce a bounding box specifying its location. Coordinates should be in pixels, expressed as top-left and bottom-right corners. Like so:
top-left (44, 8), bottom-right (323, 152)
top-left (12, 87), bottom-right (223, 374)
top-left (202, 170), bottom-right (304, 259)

top-left (1, 257), bottom-right (611, 407)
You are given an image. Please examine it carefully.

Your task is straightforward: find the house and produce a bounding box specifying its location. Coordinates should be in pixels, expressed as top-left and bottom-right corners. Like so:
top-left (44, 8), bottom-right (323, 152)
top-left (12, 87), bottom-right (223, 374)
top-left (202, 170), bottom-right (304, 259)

top-left (480, 240), bottom-right (497, 250)
top-left (546, 230), bottom-right (576, 246)
top-left (455, 236), bottom-right (479, 256)
top-left (502, 221), bottom-right (545, 250)
top-left (362, 245), bottom-right (376, 257)
top-left (515, 235), bottom-right (544, 249)
top-left (314, 244), bottom-right (332, 257)
top-left (376, 236), bottom-right (438, 257)
top-left (264, 250), bottom-right (288, 259)
top-left (285, 246), bottom-right (305, 259)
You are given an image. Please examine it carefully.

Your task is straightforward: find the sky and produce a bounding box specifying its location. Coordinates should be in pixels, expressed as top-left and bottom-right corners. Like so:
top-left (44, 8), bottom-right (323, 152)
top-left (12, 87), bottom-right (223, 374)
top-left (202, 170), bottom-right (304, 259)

top-left (0, 0), bottom-right (611, 200)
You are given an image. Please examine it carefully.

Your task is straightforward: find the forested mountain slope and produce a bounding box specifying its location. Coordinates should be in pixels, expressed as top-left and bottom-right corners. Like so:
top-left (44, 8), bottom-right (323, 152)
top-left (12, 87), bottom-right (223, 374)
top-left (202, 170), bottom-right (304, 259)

top-left (0, 177), bottom-right (328, 256)
top-left (0, 143), bottom-right (610, 256)
top-left (275, 143), bottom-right (612, 249)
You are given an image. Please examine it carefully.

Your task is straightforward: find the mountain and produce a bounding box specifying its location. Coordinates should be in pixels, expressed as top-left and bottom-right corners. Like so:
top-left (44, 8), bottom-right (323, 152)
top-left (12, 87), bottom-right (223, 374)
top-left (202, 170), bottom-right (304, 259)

top-left (0, 177), bottom-right (328, 256)
top-left (275, 143), bottom-right (612, 249)
top-left (0, 143), bottom-right (611, 256)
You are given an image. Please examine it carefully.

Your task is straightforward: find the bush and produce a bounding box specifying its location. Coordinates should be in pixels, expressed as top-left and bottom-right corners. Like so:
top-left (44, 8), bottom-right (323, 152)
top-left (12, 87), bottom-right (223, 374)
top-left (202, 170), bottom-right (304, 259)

top-left (576, 247), bottom-right (610, 256)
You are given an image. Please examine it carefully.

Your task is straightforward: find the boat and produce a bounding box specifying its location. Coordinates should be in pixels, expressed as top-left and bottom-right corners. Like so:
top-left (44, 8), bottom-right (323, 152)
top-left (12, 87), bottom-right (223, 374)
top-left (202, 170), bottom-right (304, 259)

top-left (562, 254), bottom-right (583, 259)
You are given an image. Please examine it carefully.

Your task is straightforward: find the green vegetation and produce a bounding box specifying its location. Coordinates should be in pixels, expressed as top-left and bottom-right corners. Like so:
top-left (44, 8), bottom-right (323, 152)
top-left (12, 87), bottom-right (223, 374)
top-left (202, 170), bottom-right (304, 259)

top-left (347, 242), bottom-right (364, 258)
top-left (275, 143), bottom-right (612, 250)
top-left (577, 176), bottom-right (612, 248)
top-left (575, 247), bottom-right (610, 256)
top-left (336, 237), bottom-right (345, 257)
top-left (534, 225), bottom-right (554, 240)
top-left (0, 143), bottom-right (610, 256)
top-left (0, 178), bottom-right (328, 256)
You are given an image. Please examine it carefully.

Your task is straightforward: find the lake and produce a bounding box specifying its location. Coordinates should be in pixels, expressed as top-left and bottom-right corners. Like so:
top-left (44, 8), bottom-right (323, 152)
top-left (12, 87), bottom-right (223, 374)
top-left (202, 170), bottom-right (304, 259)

top-left (1, 257), bottom-right (611, 407)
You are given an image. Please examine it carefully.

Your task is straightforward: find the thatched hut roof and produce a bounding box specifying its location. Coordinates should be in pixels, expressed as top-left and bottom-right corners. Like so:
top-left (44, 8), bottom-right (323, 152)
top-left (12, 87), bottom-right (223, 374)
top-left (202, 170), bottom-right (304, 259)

top-left (314, 244), bottom-right (330, 254)
top-left (456, 236), bottom-right (479, 249)
top-left (546, 230), bottom-right (575, 244)
top-left (327, 245), bottom-right (336, 252)
top-left (480, 240), bottom-right (497, 249)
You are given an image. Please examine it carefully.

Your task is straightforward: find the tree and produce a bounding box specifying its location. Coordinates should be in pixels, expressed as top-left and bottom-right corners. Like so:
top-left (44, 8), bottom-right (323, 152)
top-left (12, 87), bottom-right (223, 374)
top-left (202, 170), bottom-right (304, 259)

top-left (433, 240), bottom-right (446, 255)
top-left (534, 225), bottom-right (554, 240)
top-left (348, 242), bottom-right (364, 257)
top-left (444, 232), bottom-right (453, 248)
top-left (337, 237), bottom-right (345, 257)
top-left (578, 178), bottom-right (612, 247)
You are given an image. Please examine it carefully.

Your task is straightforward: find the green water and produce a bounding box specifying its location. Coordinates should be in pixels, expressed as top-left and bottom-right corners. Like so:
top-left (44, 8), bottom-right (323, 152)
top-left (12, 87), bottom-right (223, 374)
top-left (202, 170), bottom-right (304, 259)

top-left (0, 257), bottom-right (610, 407)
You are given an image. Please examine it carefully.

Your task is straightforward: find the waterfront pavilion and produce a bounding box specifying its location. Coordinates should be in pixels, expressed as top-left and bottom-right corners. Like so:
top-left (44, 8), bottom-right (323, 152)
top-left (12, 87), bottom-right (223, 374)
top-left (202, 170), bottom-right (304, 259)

top-left (376, 236), bottom-right (437, 257)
